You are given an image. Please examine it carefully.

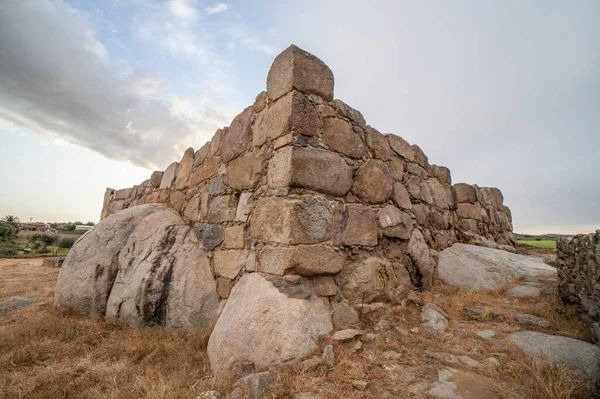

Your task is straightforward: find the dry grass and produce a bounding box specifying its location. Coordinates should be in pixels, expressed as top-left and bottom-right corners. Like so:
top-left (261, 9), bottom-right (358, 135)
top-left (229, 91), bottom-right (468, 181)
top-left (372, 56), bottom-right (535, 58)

top-left (0, 255), bottom-right (597, 399)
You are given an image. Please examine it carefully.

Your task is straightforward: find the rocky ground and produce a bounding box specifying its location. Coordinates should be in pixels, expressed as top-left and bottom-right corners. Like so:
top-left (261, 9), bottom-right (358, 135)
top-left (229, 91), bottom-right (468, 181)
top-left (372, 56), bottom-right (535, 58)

top-left (0, 247), bottom-right (598, 399)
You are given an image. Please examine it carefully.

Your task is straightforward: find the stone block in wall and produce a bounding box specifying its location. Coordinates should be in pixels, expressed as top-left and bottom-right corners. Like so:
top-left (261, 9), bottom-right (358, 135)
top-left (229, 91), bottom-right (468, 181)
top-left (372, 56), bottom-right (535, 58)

top-left (313, 276), bottom-right (338, 297)
top-left (195, 224), bottom-right (225, 250)
top-left (432, 165), bottom-right (451, 186)
top-left (425, 179), bottom-right (449, 209)
top-left (392, 182), bottom-right (412, 210)
top-left (250, 196), bottom-right (332, 244)
top-left (257, 244), bottom-right (345, 276)
top-left (160, 162), bottom-right (178, 189)
top-left (335, 203), bottom-right (379, 246)
top-left (457, 203), bottom-right (485, 221)
top-left (189, 156), bottom-right (220, 186)
top-left (407, 162), bottom-right (429, 179)
top-left (322, 117), bottom-right (366, 159)
top-left (150, 171), bottom-right (163, 188)
top-left (169, 191), bottom-right (186, 212)
top-left (379, 205), bottom-right (412, 239)
top-left (223, 225), bottom-right (245, 249)
top-left (216, 277), bottom-right (233, 299)
top-left (387, 134), bottom-right (415, 161)
top-left (352, 160), bottom-right (392, 204)
top-left (408, 229), bottom-right (433, 289)
top-left (175, 147), bottom-right (195, 190)
top-left (253, 91), bottom-right (320, 147)
top-left (480, 187), bottom-right (504, 208)
top-left (220, 106), bottom-right (252, 163)
top-left (209, 128), bottom-right (224, 157)
top-left (235, 192), bottom-right (253, 222)
top-left (453, 183), bottom-right (477, 204)
top-left (214, 249), bottom-right (254, 279)
top-left (114, 187), bottom-right (134, 200)
top-left (365, 126), bottom-right (392, 160)
top-left (183, 193), bottom-right (200, 221)
top-left (411, 145), bottom-right (430, 170)
top-left (266, 44), bottom-right (334, 102)
top-left (388, 157), bottom-right (405, 181)
top-left (268, 146), bottom-right (353, 197)
top-left (207, 194), bottom-right (239, 223)
top-left (333, 99), bottom-right (366, 128)
top-left (224, 147), bottom-right (267, 190)
top-left (406, 175), bottom-right (422, 199)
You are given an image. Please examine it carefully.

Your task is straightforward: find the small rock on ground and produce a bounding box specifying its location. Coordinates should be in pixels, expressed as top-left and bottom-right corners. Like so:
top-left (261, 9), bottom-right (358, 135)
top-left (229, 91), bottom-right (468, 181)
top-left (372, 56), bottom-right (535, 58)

top-left (476, 329), bottom-right (497, 339)
top-left (382, 350), bottom-right (402, 360)
top-left (507, 285), bottom-right (541, 298)
top-left (230, 372), bottom-right (273, 399)
top-left (332, 328), bottom-right (362, 341)
top-left (463, 306), bottom-right (485, 317)
top-left (294, 393), bottom-right (317, 399)
top-left (514, 313), bottom-right (549, 327)
top-left (351, 380), bottom-right (368, 391)
top-left (318, 383), bottom-right (335, 391)
top-left (196, 392), bottom-right (221, 399)
top-left (420, 303), bottom-right (449, 333)
top-left (322, 344), bottom-right (334, 363)
top-left (0, 296), bottom-right (37, 312)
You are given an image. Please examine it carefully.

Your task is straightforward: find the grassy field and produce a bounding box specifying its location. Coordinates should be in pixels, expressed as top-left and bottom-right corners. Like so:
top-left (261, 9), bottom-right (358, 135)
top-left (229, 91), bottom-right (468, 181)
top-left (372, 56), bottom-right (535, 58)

top-left (517, 239), bottom-right (556, 249)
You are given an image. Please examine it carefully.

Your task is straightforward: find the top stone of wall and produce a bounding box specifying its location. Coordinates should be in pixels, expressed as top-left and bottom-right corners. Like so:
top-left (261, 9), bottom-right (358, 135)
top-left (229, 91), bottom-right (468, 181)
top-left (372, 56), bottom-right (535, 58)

top-left (267, 45), bottom-right (335, 102)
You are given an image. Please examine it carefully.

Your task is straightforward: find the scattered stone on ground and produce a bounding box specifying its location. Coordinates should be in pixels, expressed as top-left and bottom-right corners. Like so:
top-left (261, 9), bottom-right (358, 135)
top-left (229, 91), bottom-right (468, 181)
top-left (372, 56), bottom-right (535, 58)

top-left (230, 372), bottom-right (274, 399)
top-left (429, 368), bottom-right (501, 399)
top-left (463, 306), bottom-right (484, 317)
top-left (196, 391), bottom-right (221, 399)
top-left (300, 357), bottom-right (323, 372)
top-left (0, 296), bottom-right (37, 312)
top-left (509, 331), bottom-right (600, 377)
top-left (322, 344), bottom-right (334, 364)
top-left (42, 257), bottom-right (65, 268)
top-left (351, 380), bottom-right (368, 391)
top-left (382, 350), bottom-right (402, 360)
top-left (294, 393), bottom-right (317, 399)
top-left (420, 303), bottom-right (449, 332)
top-left (486, 357), bottom-right (500, 368)
top-left (438, 243), bottom-right (556, 290)
top-left (318, 383), bottom-right (335, 391)
top-left (458, 355), bottom-right (482, 368)
top-left (514, 313), bottom-right (549, 327)
top-left (332, 328), bottom-right (362, 341)
top-left (476, 329), bottom-right (496, 339)
top-left (507, 285), bottom-right (541, 298)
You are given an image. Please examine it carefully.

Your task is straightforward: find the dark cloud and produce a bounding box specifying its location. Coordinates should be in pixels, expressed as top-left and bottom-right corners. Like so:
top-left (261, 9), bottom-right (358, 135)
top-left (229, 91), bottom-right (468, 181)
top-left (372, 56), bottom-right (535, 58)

top-left (0, 0), bottom-right (228, 170)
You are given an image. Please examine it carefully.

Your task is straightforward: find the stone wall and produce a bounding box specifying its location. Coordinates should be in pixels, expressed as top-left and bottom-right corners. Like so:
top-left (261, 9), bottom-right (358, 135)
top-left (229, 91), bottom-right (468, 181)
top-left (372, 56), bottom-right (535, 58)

top-left (453, 183), bottom-right (515, 245)
top-left (99, 45), bottom-right (514, 297)
top-left (557, 231), bottom-right (600, 344)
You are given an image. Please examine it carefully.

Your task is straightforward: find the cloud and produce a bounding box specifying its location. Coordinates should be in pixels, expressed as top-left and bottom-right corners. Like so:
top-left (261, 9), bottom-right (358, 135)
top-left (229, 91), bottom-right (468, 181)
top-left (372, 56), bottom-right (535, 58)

top-left (205, 3), bottom-right (228, 16)
top-left (0, 0), bottom-right (229, 170)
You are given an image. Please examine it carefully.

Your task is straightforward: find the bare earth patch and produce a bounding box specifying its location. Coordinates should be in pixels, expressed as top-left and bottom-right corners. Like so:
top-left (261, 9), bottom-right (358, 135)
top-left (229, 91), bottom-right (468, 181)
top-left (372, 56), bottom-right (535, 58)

top-left (0, 252), bottom-right (597, 399)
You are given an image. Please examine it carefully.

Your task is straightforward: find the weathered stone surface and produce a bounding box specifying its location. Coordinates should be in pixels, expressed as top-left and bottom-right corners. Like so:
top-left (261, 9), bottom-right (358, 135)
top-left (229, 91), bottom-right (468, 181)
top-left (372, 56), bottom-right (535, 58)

top-left (0, 296), bottom-right (36, 312)
top-left (207, 195), bottom-right (238, 223)
top-left (220, 106), bottom-right (252, 163)
top-left (268, 146), bottom-right (353, 196)
top-left (332, 328), bottom-right (362, 341)
top-left (160, 162), bottom-right (178, 189)
top-left (322, 118), bottom-right (366, 159)
top-left (250, 196), bottom-right (332, 244)
top-left (420, 303), bottom-right (449, 332)
top-left (230, 371), bottom-right (274, 399)
top-left (216, 277), bottom-right (233, 299)
top-left (332, 302), bottom-right (360, 329)
top-left (225, 147), bottom-right (267, 190)
top-left (432, 165), bottom-right (451, 185)
top-left (438, 244), bottom-right (556, 290)
top-left (114, 187), bottom-right (134, 200)
top-left (476, 329), bottom-right (496, 339)
top-left (379, 205), bottom-right (412, 239)
top-left (266, 44), bottom-right (334, 102)
top-left (258, 244), bottom-right (344, 276)
top-left (333, 99), bottom-right (366, 128)
top-left (214, 250), bottom-right (253, 279)
top-left (189, 156), bottom-right (219, 185)
top-left (507, 285), bottom-right (541, 298)
top-left (253, 91), bottom-right (320, 147)
top-left (313, 276), bottom-right (337, 297)
top-left (352, 160), bottom-right (392, 204)
top-left (150, 171), bottom-right (163, 188)
top-left (182, 193), bottom-right (200, 221)
top-left (365, 127), bottom-right (392, 159)
top-left (408, 229), bottom-right (433, 289)
top-left (386, 134), bottom-right (414, 161)
top-left (102, 208), bottom-right (218, 329)
top-left (335, 257), bottom-right (411, 304)
top-left (514, 313), bottom-right (549, 327)
top-left (223, 225), bottom-right (245, 249)
top-left (338, 204), bottom-right (378, 246)
top-left (55, 204), bottom-right (164, 315)
top-left (195, 224), bottom-right (224, 250)
top-left (235, 192), bottom-right (253, 222)
top-left (457, 203), bottom-right (485, 220)
top-left (454, 183), bottom-right (477, 204)
top-left (509, 331), bottom-right (600, 377)
top-left (208, 273), bottom-right (333, 376)
top-left (175, 147), bottom-right (194, 190)
top-left (392, 182), bottom-right (412, 210)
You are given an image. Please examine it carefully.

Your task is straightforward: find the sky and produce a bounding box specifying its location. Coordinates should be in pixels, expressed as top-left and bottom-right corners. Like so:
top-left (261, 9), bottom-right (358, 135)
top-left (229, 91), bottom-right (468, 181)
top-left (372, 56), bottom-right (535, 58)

top-left (0, 0), bottom-right (599, 234)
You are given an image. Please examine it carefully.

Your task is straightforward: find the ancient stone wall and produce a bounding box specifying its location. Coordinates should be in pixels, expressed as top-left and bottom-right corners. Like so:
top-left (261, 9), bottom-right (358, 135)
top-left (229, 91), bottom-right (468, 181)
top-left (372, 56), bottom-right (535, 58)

top-left (453, 183), bottom-right (515, 245)
top-left (100, 45), bottom-right (515, 298)
top-left (557, 231), bottom-right (600, 344)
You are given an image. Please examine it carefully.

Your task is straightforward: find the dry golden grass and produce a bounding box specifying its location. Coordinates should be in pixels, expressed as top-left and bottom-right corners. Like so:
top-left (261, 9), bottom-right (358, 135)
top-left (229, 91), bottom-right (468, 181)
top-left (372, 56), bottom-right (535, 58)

top-left (1, 253), bottom-right (597, 399)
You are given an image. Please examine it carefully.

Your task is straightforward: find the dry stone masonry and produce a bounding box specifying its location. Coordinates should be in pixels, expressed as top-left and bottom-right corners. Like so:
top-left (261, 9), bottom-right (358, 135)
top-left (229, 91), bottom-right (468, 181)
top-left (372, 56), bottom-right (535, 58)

top-left (55, 45), bottom-right (517, 375)
top-left (557, 231), bottom-right (600, 344)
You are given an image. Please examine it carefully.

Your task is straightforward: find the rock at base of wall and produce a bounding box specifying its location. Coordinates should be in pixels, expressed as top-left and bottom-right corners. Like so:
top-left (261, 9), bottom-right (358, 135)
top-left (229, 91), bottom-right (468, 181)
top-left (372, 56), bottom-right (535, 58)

top-left (207, 273), bottom-right (333, 377)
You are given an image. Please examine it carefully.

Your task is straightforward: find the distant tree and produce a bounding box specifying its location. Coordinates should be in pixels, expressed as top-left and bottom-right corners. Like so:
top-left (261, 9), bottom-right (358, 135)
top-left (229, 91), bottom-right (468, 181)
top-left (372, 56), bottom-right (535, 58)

top-left (58, 237), bottom-right (76, 249)
top-left (30, 233), bottom-right (57, 252)
top-left (84, 221), bottom-right (95, 226)
top-left (2, 215), bottom-right (20, 234)
top-left (66, 224), bottom-right (76, 231)
top-left (0, 221), bottom-right (17, 240)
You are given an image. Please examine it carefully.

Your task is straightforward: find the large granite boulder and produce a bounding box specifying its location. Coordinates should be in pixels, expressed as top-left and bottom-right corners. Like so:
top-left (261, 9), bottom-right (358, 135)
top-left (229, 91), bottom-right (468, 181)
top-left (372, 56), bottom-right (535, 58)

top-left (437, 243), bottom-right (556, 289)
top-left (207, 273), bottom-right (333, 377)
top-left (508, 331), bottom-right (600, 377)
top-left (55, 205), bottom-right (219, 330)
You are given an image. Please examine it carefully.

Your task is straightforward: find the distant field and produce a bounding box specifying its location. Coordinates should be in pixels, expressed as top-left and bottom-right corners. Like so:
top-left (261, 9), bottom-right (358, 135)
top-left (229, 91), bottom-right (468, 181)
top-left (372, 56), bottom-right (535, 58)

top-left (517, 239), bottom-right (556, 249)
